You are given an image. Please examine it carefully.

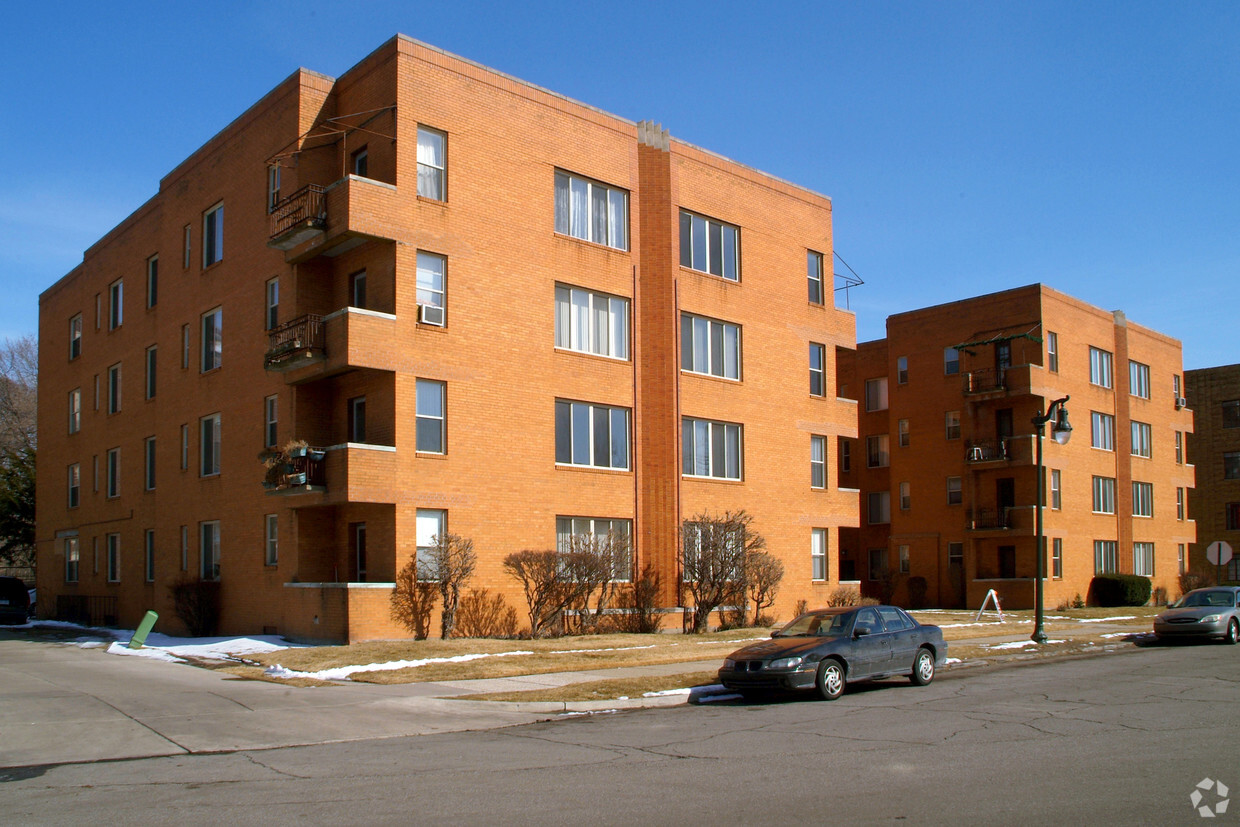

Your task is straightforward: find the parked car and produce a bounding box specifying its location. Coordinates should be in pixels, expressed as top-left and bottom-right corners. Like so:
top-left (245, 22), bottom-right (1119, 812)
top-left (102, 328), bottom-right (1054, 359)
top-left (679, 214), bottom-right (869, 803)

top-left (1153, 587), bottom-right (1240, 644)
top-left (718, 605), bottom-right (947, 700)
top-left (0, 577), bottom-right (30, 624)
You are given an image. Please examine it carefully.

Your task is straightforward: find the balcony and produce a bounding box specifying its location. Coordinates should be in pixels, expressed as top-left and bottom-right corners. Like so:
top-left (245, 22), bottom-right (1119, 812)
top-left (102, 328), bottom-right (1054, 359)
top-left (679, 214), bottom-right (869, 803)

top-left (961, 368), bottom-right (1007, 396)
top-left (965, 439), bottom-right (1010, 463)
top-left (968, 507), bottom-right (1012, 531)
top-left (266, 444), bottom-right (398, 505)
top-left (268, 185), bottom-right (327, 250)
top-left (263, 309), bottom-right (398, 381)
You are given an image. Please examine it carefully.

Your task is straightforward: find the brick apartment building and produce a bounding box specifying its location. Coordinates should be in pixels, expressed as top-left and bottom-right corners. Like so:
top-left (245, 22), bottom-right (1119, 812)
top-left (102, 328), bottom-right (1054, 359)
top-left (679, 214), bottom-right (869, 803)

top-left (839, 285), bottom-right (1196, 610)
top-left (1185, 364), bottom-right (1240, 581)
top-left (36, 36), bottom-right (860, 641)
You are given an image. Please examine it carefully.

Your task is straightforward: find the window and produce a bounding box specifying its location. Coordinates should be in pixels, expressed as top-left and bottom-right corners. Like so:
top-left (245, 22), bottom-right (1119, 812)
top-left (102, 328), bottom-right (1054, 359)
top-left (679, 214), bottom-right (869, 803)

top-left (415, 509), bottom-right (446, 579)
top-left (180, 526), bottom-right (188, 571)
top-left (1089, 347), bottom-right (1113, 388)
top-left (807, 251), bottom-right (824, 304)
top-left (65, 537), bottom-right (79, 582)
top-left (146, 256), bottom-right (158, 309)
top-left (557, 401), bottom-right (631, 470)
top-left (349, 270), bottom-right (367, 309)
top-left (1225, 452), bottom-right (1240, 480)
top-left (841, 439), bottom-right (852, 473)
top-left (107, 363), bottom-right (121, 414)
top-left (899, 481), bottom-right (911, 511)
top-left (1177, 487), bottom-right (1185, 520)
top-left (867, 491), bottom-right (890, 525)
top-left (679, 209), bottom-right (739, 280)
top-left (811, 528), bottom-right (828, 580)
top-left (200, 414), bottom-right (221, 477)
top-left (181, 324), bottom-right (190, 369)
top-left (897, 356), bottom-right (908, 385)
top-left (265, 278), bottom-right (279, 330)
top-left (679, 312), bottom-right (739, 379)
top-left (680, 417), bottom-right (740, 479)
top-left (1224, 400), bottom-right (1240, 429)
top-left (810, 435), bottom-right (826, 489)
top-left (417, 126), bottom-right (446, 200)
top-left (201, 307), bottom-right (222, 372)
top-left (351, 146), bottom-right (368, 177)
top-left (180, 424), bottom-right (189, 471)
top-left (106, 447), bottom-right (120, 498)
top-left (865, 378), bottom-right (888, 412)
top-left (417, 252), bottom-right (446, 326)
top-left (1094, 540), bottom-right (1118, 574)
top-left (810, 344), bottom-right (826, 396)
top-left (265, 514), bottom-right (278, 566)
top-left (69, 314), bottom-right (82, 359)
top-left (898, 419), bottom-right (910, 447)
top-left (556, 517), bottom-right (632, 581)
top-left (1178, 543), bottom-right (1187, 575)
top-left (183, 224), bottom-right (192, 269)
top-left (866, 434), bottom-right (889, 468)
top-left (868, 549), bottom-right (887, 580)
top-left (145, 346), bottom-right (157, 399)
top-left (267, 164), bottom-right (281, 212)
top-left (95, 294), bottom-right (100, 329)
top-left (898, 545), bottom-right (910, 574)
top-left (1175, 431), bottom-right (1184, 464)
top-left (145, 530), bottom-right (155, 582)
top-left (1174, 373), bottom-right (1182, 400)
top-left (1052, 538), bottom-right (1063, 579)
top-left (200, 521), bottom-right (220, 581)
top-left (1050, 468), bottom-right (1062, 510)
top-left (109, 279), bottom-right (123, 329)
top-left (106, 534), bottom-right (121, 582)
top-left (946, 476), bottom-right (962, 505)
top-left (1092, 476), bottom-right (1116, 514)
top-left (68, 389), bottom-right (81, 434)
top-left (945, 411), bottom-right (961, 440)
top-left (355, 524), bottom-right (368, 581)
top-left (1091, 411), bottom-right (1115, 451)
top-left (1132, 481), bottom-right (1154, 517)
top-left (1129, 361), bottom-right (1150, 399)
top-left (555, 170), bottom-right (629, 250)
top-left (556, 286), bottom-right (630, 360)
top-left (348, 397), bottom-right (366, 443)
top-left (944, 347), bottom-right (960, 375)
top-left (1130, 421), bottom-right (1151, 458)
top-left (144, 437), bottom-right (156, 491)
top-left (416, 379), bottom-right (446, 453)
top-left (1046, 331), bottom-right (1058, 372)
top-left (264, 396), bottom-right (278, 449)
top-left (203, 203), bottom-right (223, 267)
top-left (1134, 542), bottom-right (1155, 577)
top-left (1226, 502), bottom-right (1240, 531)
top-left (68, 464), bottom-right (80, 508)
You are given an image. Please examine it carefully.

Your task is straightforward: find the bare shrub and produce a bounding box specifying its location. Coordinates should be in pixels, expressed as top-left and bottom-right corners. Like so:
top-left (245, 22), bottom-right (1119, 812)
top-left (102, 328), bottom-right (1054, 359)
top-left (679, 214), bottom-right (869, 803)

top-left (746, 552), bottom-right (784, 626)
top-left (793, 599), bottom-right (809, 617)
top-left (680, 510), bottom-right (766, 633)
top-left (455, 588), bottom-right (519, 638)
top-left (503, 549), bottom-right (568, 637)
top-left (614, 563), bottom-right (663, 634)
top-left (422, 533), bottom-right (477, 639)
top-left (1178, 571), bottom-right (1210, 596)
top-left (391, 557), bottom-right (436, 639)
top-left (560, 530), bottom-right (629, 634)
top-left (170, 577), bottom-right (220, 637)
top-left (826, 586), bottom-right (862, 607)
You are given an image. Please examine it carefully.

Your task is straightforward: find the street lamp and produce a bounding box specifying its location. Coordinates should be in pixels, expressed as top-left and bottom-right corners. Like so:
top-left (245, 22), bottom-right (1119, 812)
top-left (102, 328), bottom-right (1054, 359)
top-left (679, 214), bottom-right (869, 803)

top-left (1032, 395), bottom-right (1072, 644)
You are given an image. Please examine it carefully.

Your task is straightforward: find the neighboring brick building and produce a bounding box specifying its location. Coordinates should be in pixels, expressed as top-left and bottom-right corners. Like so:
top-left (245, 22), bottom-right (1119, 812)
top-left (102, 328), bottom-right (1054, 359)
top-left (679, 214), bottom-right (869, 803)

top-left (840, 285), bottom-right (1196, 610)
top-left (1185, 364), bottom-right (1240, 581)
top-left (36, 36), bottom-right (859, 641)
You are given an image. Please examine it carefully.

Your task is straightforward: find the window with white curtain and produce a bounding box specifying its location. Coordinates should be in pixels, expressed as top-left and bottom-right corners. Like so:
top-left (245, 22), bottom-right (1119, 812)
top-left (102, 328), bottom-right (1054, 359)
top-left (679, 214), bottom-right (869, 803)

top-left (554, 170), bottom-right (628, 250)
top-left (680, 313), bottom-right (740, 379)
top-left (555, 285), bottom-right (629, 359)
top-left (1132, 481), bottom-right (1154, 517)
top-left (417, 252), bottom-right (446, 324)
top-left (1129, 360), bottom-right (1150, 399)
top-left (1094, 540), bottom-right (1118, 574)
top-left (681, 417), bottom-right (742, 479)
top-left (1092, 476), bottom-right (1116, 514)
top-left (811, 435), bottom-right (827, 489)
top-left (811, 528), bottom-right (828, 580)
top-left (1089, 347), bottom-right (1113, 388)
top-left (1134, 542), bottom-right (1154, 577)
top-left (1091, 411), bottom-right (1115, 450)
top-left (556, 400), bottom-right (630, 470)
top-left (417, 127), bottom-right (446, 200)
top-left (1131, 421), bottom-right (1152, 458)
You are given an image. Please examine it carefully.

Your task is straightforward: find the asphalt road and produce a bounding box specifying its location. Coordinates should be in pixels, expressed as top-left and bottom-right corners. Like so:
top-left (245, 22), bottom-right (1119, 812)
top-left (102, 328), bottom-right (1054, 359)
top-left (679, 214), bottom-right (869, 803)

top-left (3, 638), bottom-right (1237, 824)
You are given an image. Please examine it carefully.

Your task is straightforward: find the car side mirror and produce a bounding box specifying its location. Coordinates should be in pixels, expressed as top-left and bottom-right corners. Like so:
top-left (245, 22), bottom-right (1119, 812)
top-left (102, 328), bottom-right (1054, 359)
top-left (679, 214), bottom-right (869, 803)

top-left (853, 627), bottom-right (870, 639)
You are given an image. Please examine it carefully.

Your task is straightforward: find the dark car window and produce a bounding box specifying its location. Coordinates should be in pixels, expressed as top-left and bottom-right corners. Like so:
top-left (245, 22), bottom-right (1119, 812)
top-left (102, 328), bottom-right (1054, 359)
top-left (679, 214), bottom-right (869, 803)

top-left (877, 606), bottom-right (912, 631)
top-left (855, 607), bottom-right (882, 634)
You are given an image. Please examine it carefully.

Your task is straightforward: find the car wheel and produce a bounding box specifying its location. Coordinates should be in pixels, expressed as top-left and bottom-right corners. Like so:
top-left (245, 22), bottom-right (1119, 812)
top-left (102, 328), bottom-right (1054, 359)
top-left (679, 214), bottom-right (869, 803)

top-left (1225, 619), bottom-right (1239, 645)
top-left (910, 648), bottom-right (935, 686)
top-left (816, 659), bottom-right (845, 701)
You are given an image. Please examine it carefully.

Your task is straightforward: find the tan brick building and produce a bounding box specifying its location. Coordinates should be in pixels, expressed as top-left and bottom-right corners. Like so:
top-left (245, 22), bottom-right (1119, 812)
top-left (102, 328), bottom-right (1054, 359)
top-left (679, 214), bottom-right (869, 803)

top-left (1185, 364), bottom-right (1240, 581)
top-left (36, 36), bottom-right (859, 641)
top-left (840, 285), bottom-right (1195, 610)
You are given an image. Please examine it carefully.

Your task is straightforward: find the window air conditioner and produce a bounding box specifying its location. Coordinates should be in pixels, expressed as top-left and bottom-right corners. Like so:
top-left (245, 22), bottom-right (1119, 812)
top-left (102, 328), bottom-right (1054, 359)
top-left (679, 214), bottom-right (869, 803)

top-left (419, 304), bottom-right (445, 327)
top-left (1175, 397), bottom-right (1187, 410)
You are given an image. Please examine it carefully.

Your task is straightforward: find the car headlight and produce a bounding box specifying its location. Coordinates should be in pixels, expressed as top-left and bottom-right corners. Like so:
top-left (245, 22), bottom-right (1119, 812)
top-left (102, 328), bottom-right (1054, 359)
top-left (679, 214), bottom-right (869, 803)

top-left (722, 659), bottom-right (736, 669)
top-left (1200, 614), bottom-right (1223, 624)
top-left (768, 656), bottom-right (804, 670)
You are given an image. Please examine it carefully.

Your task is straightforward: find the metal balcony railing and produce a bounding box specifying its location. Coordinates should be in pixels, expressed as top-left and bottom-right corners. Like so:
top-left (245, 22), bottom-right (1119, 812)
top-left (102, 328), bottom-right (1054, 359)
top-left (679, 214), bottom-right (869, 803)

top-left (962, 368), bottom-right (1007, 394)
top-left (264, 314), bottom-right (324, 368)
top-left (966, 439), bottom-right (1010, 463)
top-left (968, 507), bottom-right (1012, 530)
top-left (269, 184), bottom-right (327, 242)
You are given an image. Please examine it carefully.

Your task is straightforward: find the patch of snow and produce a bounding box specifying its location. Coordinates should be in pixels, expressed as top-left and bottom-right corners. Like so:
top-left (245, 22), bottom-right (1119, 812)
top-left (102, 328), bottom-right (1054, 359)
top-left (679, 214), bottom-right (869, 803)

top-left (945, 657), bottom-right (962, 664)
top-left (1078, 616), bottom-right (1136, 623)
top-left (107, 641), bottom-right (185, 663)
top-left (264, 649), bottom-right (536, 682)
top-left (642, 687), bottom-right (692, 698)
top-left (988, 639), bottom-right (1067, 650)
top-left (558, 709), bottom-right (618, 717)
top-left (550, 644), bottom-right (657, 654)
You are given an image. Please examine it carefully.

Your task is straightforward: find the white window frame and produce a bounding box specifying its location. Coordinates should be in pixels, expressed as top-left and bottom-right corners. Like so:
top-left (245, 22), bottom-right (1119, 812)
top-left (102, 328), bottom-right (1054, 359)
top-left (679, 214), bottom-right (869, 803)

top-left (898, 544), bottom-right (910, 574)
top-left (417, 126), bottom-right (446, 201)
top-left (265, 514), bottom-right (278, 566)
top-left (69, 314), bottom-right (82, 359)
top-left (1132, 481), bottom-right (1154, 518)
top-left (899, 481), bottom-right (911, 511)
top-left (264, 396), bottom-right (278, 449)
top-left (1092, 475), bottom-right (1116, 514)
top-left (1131, 420), bottom-right (1152, 458)
top-left (945, 411), bottom-right (961, 440)
top-left (555, 170), bottom-right (629, 251)
top-left (811, 528), bottom-right (828, 581)
top-left (1052, 537), bottom-right (1063, 579)
top-left (944, 347), bottom-right (960, 375)
top-left (68, 463), bottom-right (80, 508)
top-left (1046, 331), bottom-right (1058, 372)
top-left (681, 417), bottom-right (741, 480)
top-left (267, 164), bottom-right (281, 212)
top-left (810, 435), bottom-right (827, 489)
top-left (557, 285), bottom-right (630, 360)
top-left (417, 252), bottom-right (446, 325)
top-left (1091, 411), bottom-right (1115, 451)
top-left (1050, 468), bottom-right (1062, 510)
top-left (201, 307), bottom-right (222, 372)
top-left (415, 509), bottom-right (446, 580)
top-left (807, 250), bottom-right (824, 304)
top-left (1133, 542), bottom-right (1155, 577)
top-left (557, 400), bottom-right (631, 471)
top-left (946, 476), bottom-right (962, 505)
top-left (200, 413), bottom-right (221, 477)
top-left (898, 418), bottom-right (910, 447)
top-left (1129, 360), bottom-right (1150, 399)
top-left (1089, 347), bottom-right (1113, 388)
top-left (1094, 540), bottom-right (1118, 574)
top-left (1176, 487), bottom-right (1185, 520)
top-left (810, 343), bottom-right (827, 396)
top-left (203, 203), bottom-right (223, 267)
top-left (679, 209), bottom-right (739, 280)
top-left (556, 517), bottom-right (633, 582)
top-left (109, 279), bottom-right (123, 330)
top-left (65, 536), bottom-right (79, 582)
top-left (679, 312), bottom-right (739, 379)
top-left (349, 269), bottom-right (367, 309)
top-left (68, 388), bottom-right (81, 434)
top-left (265, 278), bottom-right (279, 330)
top-left (416, 379), bottom-right (446, 454)
top-left (200, 520), bottom-right (220, 581)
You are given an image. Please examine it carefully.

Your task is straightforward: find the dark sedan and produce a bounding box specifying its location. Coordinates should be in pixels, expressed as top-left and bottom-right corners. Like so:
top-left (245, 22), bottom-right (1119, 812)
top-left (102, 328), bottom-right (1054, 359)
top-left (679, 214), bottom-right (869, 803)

top-left (718, 605), bottom-right (947, 700)
top-left (1153, 587), bottom-right (1240, 643)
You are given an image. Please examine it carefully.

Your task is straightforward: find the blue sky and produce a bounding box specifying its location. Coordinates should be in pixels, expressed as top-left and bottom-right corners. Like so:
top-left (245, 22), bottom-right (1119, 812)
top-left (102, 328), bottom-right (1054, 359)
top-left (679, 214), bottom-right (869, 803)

top-left (2, 1), bottom-right (1236, 368)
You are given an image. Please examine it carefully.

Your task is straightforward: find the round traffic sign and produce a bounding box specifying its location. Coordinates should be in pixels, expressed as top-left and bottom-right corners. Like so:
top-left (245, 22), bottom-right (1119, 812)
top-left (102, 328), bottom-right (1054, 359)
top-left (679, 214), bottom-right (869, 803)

top-left (1206, 540), bottom-right (1234, 566)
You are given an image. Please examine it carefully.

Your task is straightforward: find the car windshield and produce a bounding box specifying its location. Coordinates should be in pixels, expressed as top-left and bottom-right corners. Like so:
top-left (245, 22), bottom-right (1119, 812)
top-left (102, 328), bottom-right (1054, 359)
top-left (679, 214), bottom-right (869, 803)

top-left (1178, 591), bottom-right (1235, 608)
top-left (775, 611), bottom-right (850, 637)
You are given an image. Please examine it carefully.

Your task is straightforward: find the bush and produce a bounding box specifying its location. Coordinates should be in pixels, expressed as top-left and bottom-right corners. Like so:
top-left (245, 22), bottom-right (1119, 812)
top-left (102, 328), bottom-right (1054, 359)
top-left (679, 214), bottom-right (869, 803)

top-left (1089, 574), bottom-right (1152, 607)
top-left (455, 588), bottom-right (519, 638)
top-left (391, 558), bottom-right (437, 639)
top-left (169, 578), bottom-right (220, 637)
top-left (613, 563), bottom-right (664, 634)
top-left (1178, 571), bottom-right (1210, 596)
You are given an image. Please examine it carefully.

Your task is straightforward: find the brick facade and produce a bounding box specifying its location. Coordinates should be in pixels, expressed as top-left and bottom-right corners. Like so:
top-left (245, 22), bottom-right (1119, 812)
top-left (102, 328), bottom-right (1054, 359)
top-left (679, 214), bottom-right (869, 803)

top-left (1185, 364), bottom-right (1240, 581)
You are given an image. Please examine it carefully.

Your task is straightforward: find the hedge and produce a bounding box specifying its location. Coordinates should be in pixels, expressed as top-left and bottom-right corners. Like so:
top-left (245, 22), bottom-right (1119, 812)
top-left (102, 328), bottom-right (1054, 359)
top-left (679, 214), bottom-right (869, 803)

top-left (1089, 574), bottom-right (1152, 607)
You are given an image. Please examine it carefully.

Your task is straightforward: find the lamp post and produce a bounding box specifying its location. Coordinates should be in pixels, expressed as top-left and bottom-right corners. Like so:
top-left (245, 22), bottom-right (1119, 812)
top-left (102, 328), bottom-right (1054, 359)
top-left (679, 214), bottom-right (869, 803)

top-left (1032, 395), bottom-right (1072, 644)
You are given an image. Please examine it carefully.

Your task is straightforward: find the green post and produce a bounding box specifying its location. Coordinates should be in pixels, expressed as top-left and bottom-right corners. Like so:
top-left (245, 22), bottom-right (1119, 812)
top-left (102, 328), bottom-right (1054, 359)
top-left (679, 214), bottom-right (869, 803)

top-left (128, 611), bottom-right (159, 649)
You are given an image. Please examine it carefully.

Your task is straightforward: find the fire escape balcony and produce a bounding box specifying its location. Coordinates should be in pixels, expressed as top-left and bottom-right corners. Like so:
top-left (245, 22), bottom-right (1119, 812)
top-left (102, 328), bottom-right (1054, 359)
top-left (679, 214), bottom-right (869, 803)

top-left (264, 315), bottom-right (325, 371)
top-left (266, 444), bottom-right (398, 505)
top-left (268, 176), bottom-right (400, 262)
top-left (268, 185), bottom-right (327, 250)
top-left (967, 507), bottom-right (1012, 531)
top-left (263, 308), bottom-right (399, 382)
top-left (967, 506), bottom-right (1035, 536)
top-left (965, 439), bottom-right (1010, 463)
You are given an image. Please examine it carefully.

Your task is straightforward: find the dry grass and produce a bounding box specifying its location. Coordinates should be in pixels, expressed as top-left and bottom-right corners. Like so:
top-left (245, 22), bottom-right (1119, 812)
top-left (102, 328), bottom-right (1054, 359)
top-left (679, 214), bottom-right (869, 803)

top-left (459, 671), bottom-right (719, 704)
